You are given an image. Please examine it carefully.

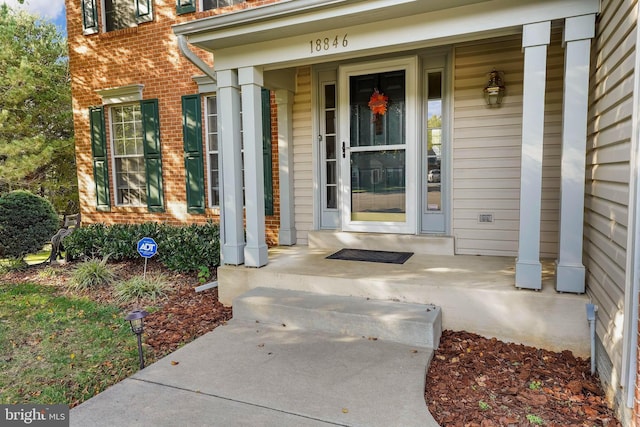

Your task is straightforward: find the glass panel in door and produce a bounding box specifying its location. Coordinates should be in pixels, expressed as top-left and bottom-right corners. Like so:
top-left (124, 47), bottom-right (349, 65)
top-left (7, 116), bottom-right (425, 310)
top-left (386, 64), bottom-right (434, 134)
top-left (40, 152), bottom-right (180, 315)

top-left (348, 70), bottom-right (406, 222)
top-left (422, 68), bottom-right (446, 233)
top-left (319, 72), bottom-right (339, 229)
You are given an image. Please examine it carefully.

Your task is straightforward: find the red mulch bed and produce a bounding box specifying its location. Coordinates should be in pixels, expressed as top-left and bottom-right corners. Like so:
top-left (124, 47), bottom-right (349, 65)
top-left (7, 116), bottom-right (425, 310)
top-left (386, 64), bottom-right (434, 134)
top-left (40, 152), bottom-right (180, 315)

top-left (426, 330), bottom-right (621, 426)
top-left (2, 260), bottom-right (623, 425)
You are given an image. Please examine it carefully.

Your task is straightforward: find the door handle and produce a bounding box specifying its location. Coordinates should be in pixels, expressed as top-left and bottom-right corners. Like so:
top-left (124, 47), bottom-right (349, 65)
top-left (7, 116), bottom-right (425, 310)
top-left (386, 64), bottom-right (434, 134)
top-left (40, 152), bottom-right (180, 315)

top-left (342, 142), bottom-right (346, 158)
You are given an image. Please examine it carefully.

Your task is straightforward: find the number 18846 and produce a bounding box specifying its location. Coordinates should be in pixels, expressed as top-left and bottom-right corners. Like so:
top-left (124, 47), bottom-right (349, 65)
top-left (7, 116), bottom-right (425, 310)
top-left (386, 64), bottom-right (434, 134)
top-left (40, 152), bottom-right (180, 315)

top-left (309, 34), bottom-right (348, 54)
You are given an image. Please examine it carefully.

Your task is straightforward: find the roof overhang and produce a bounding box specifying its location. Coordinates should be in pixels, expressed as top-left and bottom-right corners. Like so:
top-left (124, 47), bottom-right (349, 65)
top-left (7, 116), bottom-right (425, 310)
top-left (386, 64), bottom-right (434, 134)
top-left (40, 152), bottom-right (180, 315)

top-left (173, 0), bottom-right (600, 71)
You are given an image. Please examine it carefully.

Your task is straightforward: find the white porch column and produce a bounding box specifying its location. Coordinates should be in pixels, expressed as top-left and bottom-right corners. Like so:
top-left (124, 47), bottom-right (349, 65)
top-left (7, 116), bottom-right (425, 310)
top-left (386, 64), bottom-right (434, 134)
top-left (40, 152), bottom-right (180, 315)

top-left (239, 66), bottom-right (268, 267)
top-left (515, 21), bottom-right (551, 290)
top-left (217, 69), bottom-right (245, 265)
top-left (275, 89), bottom-right (296, 246)
top-left (555, 14), bottom-right (595, 293)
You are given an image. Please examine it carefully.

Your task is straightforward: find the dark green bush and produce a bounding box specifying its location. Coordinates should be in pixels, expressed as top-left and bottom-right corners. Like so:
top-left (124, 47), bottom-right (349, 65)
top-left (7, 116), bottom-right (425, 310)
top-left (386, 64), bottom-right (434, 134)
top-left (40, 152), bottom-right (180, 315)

top-left (0, 190), bottom-right (59, 260)
top-left (64, 221), bottom-right (220, 272)
top-left (64, 223), bottom-right (107, 259)
top-left (157, 222), bottom-right (220, 272)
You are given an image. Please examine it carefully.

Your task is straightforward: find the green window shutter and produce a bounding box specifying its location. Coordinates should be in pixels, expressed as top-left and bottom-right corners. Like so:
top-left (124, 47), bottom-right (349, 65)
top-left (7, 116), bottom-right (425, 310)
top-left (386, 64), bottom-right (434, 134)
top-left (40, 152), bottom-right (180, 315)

top-left (182, 94), bottom-right (205, 214)
top-left (81, 0), bottom-right (98, 33)
top-left (89, 106), bottom-right (111, 212)
top-left (262, 88), bottom-right (274, 216)
top-left (176, 0), bottom-right (195, 15)
top-left (140, 99), bottom-right (165, 212)
top-left (136, 0), bottom-right (153, 23)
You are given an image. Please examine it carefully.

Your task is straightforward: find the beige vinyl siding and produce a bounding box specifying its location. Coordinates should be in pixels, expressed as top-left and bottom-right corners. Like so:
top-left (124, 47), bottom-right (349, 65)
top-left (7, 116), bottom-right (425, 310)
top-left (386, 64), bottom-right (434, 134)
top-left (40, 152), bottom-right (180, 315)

top-left (293, 66), bottom-right (313, 245)
top-left (585, 0), bottom-right (637, 387)
top-left (452, 33), bottom-right (563, 257)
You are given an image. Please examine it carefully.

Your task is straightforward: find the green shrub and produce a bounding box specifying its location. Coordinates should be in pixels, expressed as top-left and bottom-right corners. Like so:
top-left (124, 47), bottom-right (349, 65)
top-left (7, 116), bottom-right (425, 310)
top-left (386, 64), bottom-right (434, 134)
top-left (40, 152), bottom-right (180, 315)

top-left (157, 222), bottom-right (220, 272)
top-left (64, 221), bottom-right (220, 272)
top-left (70, 257), bottom-right (116, 290)
top-left (0, 191), bottom-right (59, 260)
top-left (114, 274), bottom-right (170, 302)
top-left (64, 223), bottom-right (107, 260)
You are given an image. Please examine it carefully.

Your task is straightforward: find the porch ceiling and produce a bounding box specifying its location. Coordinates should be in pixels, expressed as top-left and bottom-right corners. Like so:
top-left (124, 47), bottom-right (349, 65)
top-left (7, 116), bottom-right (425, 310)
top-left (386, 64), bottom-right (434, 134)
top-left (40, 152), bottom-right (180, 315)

top-left (173, 0), bottom-right (491, 49)
top-left (173, 0), bottom-right (599, 70)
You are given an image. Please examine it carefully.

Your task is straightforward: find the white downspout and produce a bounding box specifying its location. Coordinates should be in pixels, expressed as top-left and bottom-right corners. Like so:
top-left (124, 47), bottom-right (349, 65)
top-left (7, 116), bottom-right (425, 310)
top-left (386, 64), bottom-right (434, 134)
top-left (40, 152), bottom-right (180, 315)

top-left (586, 303), bottom-right (598, 375)
top-left (176, 34), bottom-right (217, 84)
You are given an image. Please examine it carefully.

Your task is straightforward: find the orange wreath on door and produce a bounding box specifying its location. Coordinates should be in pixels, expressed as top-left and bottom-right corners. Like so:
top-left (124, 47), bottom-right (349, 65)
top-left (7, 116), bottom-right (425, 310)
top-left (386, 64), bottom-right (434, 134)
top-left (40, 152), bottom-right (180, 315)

top-left (368, 89), bottom-right (388, 134)
top-left (368, 89), bottom-right (388, 116)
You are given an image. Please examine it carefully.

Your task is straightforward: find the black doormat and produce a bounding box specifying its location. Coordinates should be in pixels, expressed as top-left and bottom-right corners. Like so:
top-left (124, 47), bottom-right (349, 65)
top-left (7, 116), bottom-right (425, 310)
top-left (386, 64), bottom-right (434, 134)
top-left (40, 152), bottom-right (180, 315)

top-left (326, 248), bottom-right (413, 264)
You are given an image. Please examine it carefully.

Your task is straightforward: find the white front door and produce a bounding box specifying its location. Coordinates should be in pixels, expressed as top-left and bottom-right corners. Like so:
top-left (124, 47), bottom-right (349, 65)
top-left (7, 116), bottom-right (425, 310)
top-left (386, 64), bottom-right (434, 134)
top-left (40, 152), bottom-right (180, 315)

top-left (338, 57), bottom-right (418, 234)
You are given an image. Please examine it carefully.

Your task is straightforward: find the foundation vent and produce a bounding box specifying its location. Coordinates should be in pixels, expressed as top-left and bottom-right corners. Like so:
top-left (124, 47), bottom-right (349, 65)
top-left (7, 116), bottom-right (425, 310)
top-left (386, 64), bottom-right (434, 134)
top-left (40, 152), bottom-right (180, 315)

top-left (478, 213), bottom-right (494, 223)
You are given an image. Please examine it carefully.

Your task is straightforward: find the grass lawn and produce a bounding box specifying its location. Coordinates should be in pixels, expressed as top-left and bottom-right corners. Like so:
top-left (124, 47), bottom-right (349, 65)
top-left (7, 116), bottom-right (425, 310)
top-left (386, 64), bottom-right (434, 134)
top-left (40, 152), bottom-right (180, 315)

top-left (0, 282), bottom-right (140, 407)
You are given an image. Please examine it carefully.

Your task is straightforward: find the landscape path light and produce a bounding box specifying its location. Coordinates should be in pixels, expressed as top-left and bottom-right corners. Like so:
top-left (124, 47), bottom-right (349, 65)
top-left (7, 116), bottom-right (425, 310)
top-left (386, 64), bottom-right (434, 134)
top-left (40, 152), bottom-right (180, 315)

top-left (125, 309), bottom-right (149, 369)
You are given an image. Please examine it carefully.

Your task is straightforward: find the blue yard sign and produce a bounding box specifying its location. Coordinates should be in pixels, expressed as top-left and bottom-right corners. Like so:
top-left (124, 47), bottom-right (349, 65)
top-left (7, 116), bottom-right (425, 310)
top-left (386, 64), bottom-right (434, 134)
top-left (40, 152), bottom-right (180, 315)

top-left (137, 237), bottom-right (158, 258)
top-left (137, 237), bottom-right (158, 279)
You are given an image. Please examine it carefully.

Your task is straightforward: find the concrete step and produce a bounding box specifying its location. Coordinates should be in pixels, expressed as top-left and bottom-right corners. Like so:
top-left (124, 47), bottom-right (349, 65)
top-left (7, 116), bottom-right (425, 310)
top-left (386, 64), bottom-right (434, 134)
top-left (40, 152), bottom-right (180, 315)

top-left (233, 287), bottom-right (442, 349)
top-left (308, 230), bottom-right (455, 256)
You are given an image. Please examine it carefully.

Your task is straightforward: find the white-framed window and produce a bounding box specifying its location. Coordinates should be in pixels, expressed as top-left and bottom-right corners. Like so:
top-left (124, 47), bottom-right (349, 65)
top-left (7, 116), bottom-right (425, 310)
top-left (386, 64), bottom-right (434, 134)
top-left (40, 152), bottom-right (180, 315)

top-left (81, 0), bottom-right (153, 33)
top-left (202, 0), bottom-right (243, 12)
top-left (205, 95), bottom-right (221, 207)
top-left (91, 97), bottom-right (163, 212)
top-left (110, 103), bottom-right (147, 206)
top-left (204, 94), bottom-right (245, 208)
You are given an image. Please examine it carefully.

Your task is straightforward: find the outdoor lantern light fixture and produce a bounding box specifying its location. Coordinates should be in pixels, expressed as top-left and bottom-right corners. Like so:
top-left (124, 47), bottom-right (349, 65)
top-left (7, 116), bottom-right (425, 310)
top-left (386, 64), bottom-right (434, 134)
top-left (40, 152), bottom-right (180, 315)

top-left (483, 68), bottom-right (506, 107)
top-left (125, 309), bottom-right (149, 369)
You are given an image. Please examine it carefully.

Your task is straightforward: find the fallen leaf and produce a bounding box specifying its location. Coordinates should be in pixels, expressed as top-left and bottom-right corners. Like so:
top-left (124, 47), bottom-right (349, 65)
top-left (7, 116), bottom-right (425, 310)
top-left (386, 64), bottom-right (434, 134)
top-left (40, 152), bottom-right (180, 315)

top-left (170, 361), bottom-right (179, 365)
top-left (567, 379), bottom-right (582, 395)
top-left (342, 408), bottom-right (348, 414)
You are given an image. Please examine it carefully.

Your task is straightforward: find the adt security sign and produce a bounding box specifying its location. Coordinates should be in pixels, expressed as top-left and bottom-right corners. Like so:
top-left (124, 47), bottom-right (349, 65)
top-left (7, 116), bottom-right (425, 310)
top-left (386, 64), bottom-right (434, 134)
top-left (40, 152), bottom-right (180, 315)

top-left (137, 237), bottom-right (158, 258)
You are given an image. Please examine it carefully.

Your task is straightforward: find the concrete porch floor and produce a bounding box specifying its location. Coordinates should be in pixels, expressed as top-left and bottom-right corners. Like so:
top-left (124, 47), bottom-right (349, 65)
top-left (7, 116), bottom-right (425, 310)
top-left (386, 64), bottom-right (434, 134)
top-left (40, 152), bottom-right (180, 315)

top-left (219, 246), bottom-right (591, 357)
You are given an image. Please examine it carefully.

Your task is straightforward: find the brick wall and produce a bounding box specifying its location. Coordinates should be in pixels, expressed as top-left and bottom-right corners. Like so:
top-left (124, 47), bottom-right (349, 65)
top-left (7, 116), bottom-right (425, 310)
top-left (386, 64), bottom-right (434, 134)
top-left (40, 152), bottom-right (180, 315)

top-left (66, 0), bottom-right (283, 246)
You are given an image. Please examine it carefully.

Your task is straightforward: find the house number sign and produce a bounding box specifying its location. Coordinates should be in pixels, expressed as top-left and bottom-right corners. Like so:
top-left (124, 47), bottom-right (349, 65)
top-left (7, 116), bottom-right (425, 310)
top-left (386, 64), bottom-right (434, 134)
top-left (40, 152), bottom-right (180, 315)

top-left (309, 34), bottom-right (349, 54)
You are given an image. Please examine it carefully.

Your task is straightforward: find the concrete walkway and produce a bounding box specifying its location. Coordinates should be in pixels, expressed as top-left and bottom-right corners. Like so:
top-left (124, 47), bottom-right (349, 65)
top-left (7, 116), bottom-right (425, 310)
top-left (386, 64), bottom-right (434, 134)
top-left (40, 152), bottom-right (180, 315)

top-left (70, 319), bottom-right (439, 427)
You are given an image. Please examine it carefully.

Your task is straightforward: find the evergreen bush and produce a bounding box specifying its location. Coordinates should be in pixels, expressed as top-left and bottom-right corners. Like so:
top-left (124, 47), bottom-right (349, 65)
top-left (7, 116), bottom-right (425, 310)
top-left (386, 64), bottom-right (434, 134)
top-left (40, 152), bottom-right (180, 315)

top-left (0, 190), bottom-right (59, 260)
top-left (64, 221), bottom-right (221, 272)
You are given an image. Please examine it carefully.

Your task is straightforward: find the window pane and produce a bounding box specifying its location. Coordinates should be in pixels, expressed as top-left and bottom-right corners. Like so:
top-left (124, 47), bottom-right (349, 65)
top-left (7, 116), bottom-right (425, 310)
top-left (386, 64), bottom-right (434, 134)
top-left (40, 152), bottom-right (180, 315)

top-left (426, 75), bottom-right (442, 213)
top-left (206, 95), bottom-right (220, 207)
top-left (203, 0), bottom-right (244, 11)
top-left (326, 186), bottom-right (337, 209)
top-left (112, 104), bottom-right (145, 205)
top-left (325, 136), bottom-right (336, 160)
top-left (208, 133), bottom-right (218, 152)
top-left (428, 72), bottom-right (442, 100)
top-left (105, 0), bottom-right (137, 31)
top-left (350, 150), bottom-right (406, 218)
top-left (326, 161), bottom-right (336, 185)
top-left (325, 110), bottom-right (335, 135)
top-left (325, 84), bottom-right (335, 109)
top-left (349, 71), bottom-right (405, 147)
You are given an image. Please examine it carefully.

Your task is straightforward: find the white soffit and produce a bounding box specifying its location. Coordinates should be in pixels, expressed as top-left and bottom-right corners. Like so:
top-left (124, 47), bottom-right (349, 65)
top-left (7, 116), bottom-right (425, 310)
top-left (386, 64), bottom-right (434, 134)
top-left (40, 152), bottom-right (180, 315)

top-left (174, 0), bottom-right (599, 58)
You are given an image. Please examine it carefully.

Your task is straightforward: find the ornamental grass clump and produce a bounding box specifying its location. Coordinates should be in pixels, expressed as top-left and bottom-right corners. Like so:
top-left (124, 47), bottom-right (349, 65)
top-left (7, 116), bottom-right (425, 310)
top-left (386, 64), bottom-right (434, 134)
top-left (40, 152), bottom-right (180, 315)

top-left (114, 274), bottom-right (170, 303)
top-left (70, 257), bottom-right (116, 290)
